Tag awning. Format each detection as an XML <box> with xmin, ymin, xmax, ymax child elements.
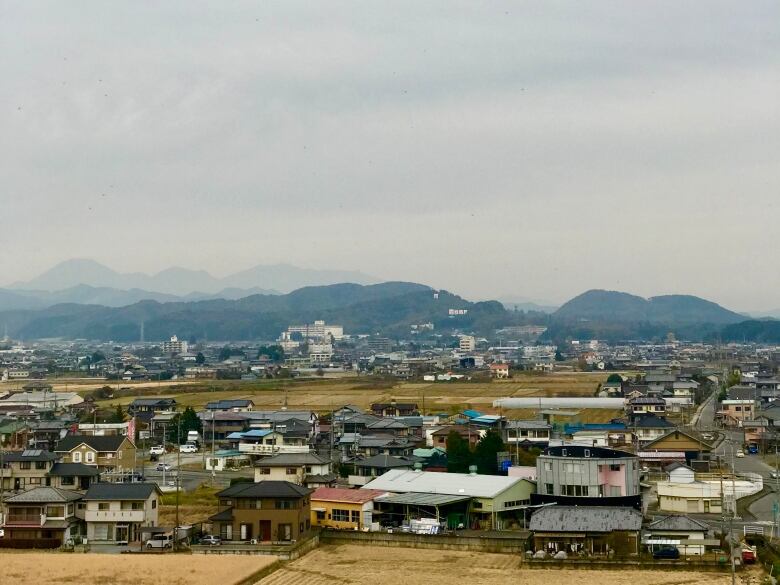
<box><xmin>534</xmin><ymin>532</ymin><xmax>586</xmax><ymax>538</ymax></box>
<box><xmin>377</xmin><ymin>492</ymin><xmax>471</xmax><ymax>506</ymax></box>
<box><xmin>311</xmin><ymin>507</ymin><xmax>327</xmax><ymax>512</ymax></box>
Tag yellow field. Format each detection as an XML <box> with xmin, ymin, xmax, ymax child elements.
<box><xmin>76</xmin><ymin>372</ymin><xmax>619</xmax><ymax>416</ymax></box>
<box><xmin>256</xmin><ymin>544</ymin><xmax>732</xmax><ymax>585</ymax></box>
<box><xmin>0</xmin><ymin>552</ymin><xmax>276</xmax><ymax>585</ymax></box>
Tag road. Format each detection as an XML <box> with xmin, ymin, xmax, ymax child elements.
<box><xmin>135</xmin><ymin>450</ymin><xmax>250</xmax><ymax>491</ymax></box>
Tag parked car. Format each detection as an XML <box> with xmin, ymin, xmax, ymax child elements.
<box><xmin>653</xmin><ymin>547</ymin><xmax>680</xmax><ymax>560</ymax></box>
<box><xmin>149</xmin><ymin>445</ymin><xmax>166</xmax><ymax>456</ymax></box>
<box><xmin>179</xmin><ymin>443</ymin><xmax>198</xmax><ymax>454</ymax></box>
<box><xmin>771</xmin><ymin>471</ymin><xmax>780</xmax><ymax>479</ymax></box>
<box><xmin>199</xmin><ymin>535</ymin><xmax>222</xmax><ymax>546</ymax></box>
<box><xmin>145</xmin><ymin>534</ymin><xmax>174</xmax><ymax>550</ymax></box>
<box><xmin>736</xmin><ymin>450</ymin><xmax>745</xmax><ymax>458</ymax></box>
<box><xmin>156</xmin><ymin>463</ymin><xmax>174</xmax><ymax>472</ymax></box>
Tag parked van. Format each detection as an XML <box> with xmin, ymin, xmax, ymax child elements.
<box><xmin>145</xmin><ymin>534</ymin><xmax>173</xmax><ymax>550</ymax></box>
<box><xmin>179</xmin><ymin>443</ymin><xmax>198</xmax><ymax>454</ymax></box>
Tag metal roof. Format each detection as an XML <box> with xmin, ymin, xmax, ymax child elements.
<box><xmin>6</xmin><ymin>487</ymin><xmax>83</xmax><ymax>504</ymax></box>
<box><xmin>84</xmin><ymin>482</ymin><xmax>160</xmax><ymax>501</ymax></box>
<box><xmin>377</xmin><ymin>492</ymin><xmax>471</xmax><ymax>506</ymax></box>
<box><xmin>361</xmin><ymin>469</ymin><xmax>525</xmax><ymax>499</ymax></box>
<box><xmin>530</xmin><ymin>505</ymin><xmax>642</xmax><ymax>533</ymax></box>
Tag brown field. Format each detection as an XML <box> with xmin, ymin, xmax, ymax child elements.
<box><xmin>256</xmin><ymin>544</ymin><xmax>733</xmax><ymax>585</ymax></box>
<box><xmin>0</xmin><ymin>552</ymin><xmax>276</xmax><ymax>585</ymax></box>
<box><xmin>158</xmin><ymin>484</ymin><xmax>219</xmax><ymax>526</ymax></box>
<box><xmin>79</xmin><ymin>372</ymin><xmax>620</xmax><ymax>416</ymax></box>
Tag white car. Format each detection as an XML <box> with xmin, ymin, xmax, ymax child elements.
<box><xmin>145</xmin><ymin>534</ymin><xmax>173</xmax><ymax>550</ymax></box>
<box><xmin>149</xmin><ymin>445</ymin><xmax>165</xmax><ymax>456</ymax></box>
<box><xmin>179</xmin><ymin>443</ymin><xmax>198</xmax><ymax>454</ymax></box>
<box><xmin>736</xmin><ymin>450</ymin><xmax>745</xmax><ymax>458</ymax></box>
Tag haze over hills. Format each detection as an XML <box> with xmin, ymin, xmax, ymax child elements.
<box><xmin>8</xmin><ymin>259</ymin><xmax>380</xmax><ymax>297</ymax></box>
<box><xmin>0</xmin><ymin>282</ymin><xmax>513</xmax><ymax>342</ymax></box>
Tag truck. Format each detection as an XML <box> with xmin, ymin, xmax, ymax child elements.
<box><xmin>741</xmin><ymin>545</ymin><xmax>757</xmax><ymax>564</ymax></box>
<box><xmin>186</xmin><ymin>430</ymin><xmax>201</xmax><ymax>443</ymax></box>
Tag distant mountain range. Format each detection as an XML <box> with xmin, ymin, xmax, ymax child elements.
<box><xmin>0</xmin><ymin>259</ymin><xmax>382</xmax><ymax>312</ymax></box>
<box><xmin>8</xmin><ymin>259</ymin><xmax>380</xmax><ymax>296</ymax></box>
<box><xmin>0</xmin><ymin>282</ymin><xmax>513</xmax><ymax>342</ymax></box>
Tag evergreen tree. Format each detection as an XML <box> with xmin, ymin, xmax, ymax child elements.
<box><xmin>446</xmin><ymin>431</ymin><xmax>473</xmax><ymax>473</ymax></box>
<box><xmin>473</xmin><ymin>430</ymin><xmax>505</xmax><ymax>475</ymax></box>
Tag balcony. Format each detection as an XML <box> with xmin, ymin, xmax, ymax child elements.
<box><xmin>85</xmin><ymin>510</ymin><xmax>146</xmax><ymax>523</ymax></box>
<box><xmin>5</xmin><ymin>514</ymin><xmax>45</xmax><ymax>527</ymax></box>
<box><xmin>238</xmin><ymin>444</ymin><xmax>310</xmax><ymax>455</ymax></box>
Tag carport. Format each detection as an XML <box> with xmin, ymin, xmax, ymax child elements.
<box><xmin>374</xmin><ymin>492</ymin><xmax>472</xmax><ymax>529</ymax></box>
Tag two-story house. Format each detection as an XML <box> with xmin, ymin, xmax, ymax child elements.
<box><xmin>0</xmin><ymin>449</ymin><xmax>59</xmax><ymax>492</ymax></box>
<box><xmin>210</xmin><ymin>481</ymin><xmax>312</xmax><ymax>543</ymax></box>
<box><xmin>83</xmin><ymin>482</ymin><xmax>161</xmax><ymax>544</ymax></box>
<box><xmin>370</xmin><ymin>402</ymin><xmax>419</xmax><ymax>417</ymax></box>
<box><xmin>1</xmin><ymin>486</ymin><xmax>84</xmax><ymax>547</ymax></box>
<box><xmin>254</xmin><ymin>452</ymin><xmax>335</xmax><ymax>488</ymax></box>
<box><xmin>54</xmin><ymin>435</ymin><xmax>136</xmax><ymax>473</ymax></box>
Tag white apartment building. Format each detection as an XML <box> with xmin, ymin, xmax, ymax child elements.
<box><xmin>161</xmin><ymin>335</ymin><xmax>188</xmax><ymax>355</ymax></box>
<box><xmin>458</xmin><ymin>335</ymin><xmax>476</xmax><ymax>352</ymax></box>
<box><xmin>286</xmin><ymin>320</ymin><xmax>344</xmax><ymax>341</ymax></box>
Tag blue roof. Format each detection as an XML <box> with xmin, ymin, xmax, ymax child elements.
<box><xmin>226</xmin><ymin>432</ymin><xmax>245</xmax><ymax>440</ymax></box>
<box><xmin>462</xmin><ymin>410</ymin><xmax>483</xmax><ymax>419</ymax></box>
<box><xmin>471</xmin><ymin>415</ymin><xmax>503</xmax><ymax>425</ymax></box>
<box><xmin>242</xmin><ymin>429</ymin><xmax>274</xmax><ymax>438</ymax></box>
<box><xmin>564</xmin><ymin>422</ymin><xmax>627</xmax><ymax>434</ymax></box>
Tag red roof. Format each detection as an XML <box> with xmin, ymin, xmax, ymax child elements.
<box><xmin>311</xmin><ymin>487</ymin><xmax>387</xmax><ymax>504</ymax></box>
<box><xmin>490</xmin><ymin>363</ymin><xmax>509</xmax><ymax>369</ymax></box>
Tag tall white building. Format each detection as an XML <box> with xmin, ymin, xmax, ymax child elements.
<box><xmin>458</xmin><ymin>335</ymin><xmax>476</xmax><ymax>352</ymax></box>
<box><xmin>285</xmin><ymin>320</ymin><xmax>344</xmax><ymax>341</ymax></box>
<box><xmin>162</xmin><ymin>335</ymin><xmax>188</xmax><ymax>355</ymax></box>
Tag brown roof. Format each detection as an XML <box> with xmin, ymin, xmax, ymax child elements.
<box><xmin>311</xmin><ymin>487</ymin><xmax>387</xmax><ymax>504</ymax></box>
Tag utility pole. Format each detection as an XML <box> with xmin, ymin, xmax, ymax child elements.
<box><xmin>211</xmin><ymin>410</ymin><xmax>215</xmax><ymax>487</ymax></box>
<box><xmin>0</xmin><ymin>448</ymin><xmax>5</xmax><ymax>526</ymax></box>
<box><xmin>175</xmin><ymin>416</ymin><xmax>181</xmax><ymax>550</ymax></box>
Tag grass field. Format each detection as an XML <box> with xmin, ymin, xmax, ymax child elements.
<box><xmin>158</xmin><ymin>484</ymin><xmax>219</xmax><ymax>526</ymax></box>
<box><xmin>73</xmin><ymin>372</ymin><xmax>621</xmax><ymax>417</ymax></box>
<box><xmin>256</xmin><ymin>544</ymin><xmax>733</xmax><ymax>585</ymax></box>
<box><xmin>0</xmin><ymin>552</ymin><xmax>277</xmax><ymax>585</ymax></box>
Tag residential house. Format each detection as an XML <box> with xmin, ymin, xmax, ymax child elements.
<box><xmin>127</xmin><ymin>398</ymin><xmax>177</xmax><ymax>417</ymax></box>
<box><xmin>505</xmin><ymin>420</ymin><xmax>551</xmax><ymax>447</ymax></box>
<box><xmin>529</xmin><ymin>505</ymin><xmax>642</xmax><ymax>557</ymax></box>
<box><xmin>254</xmin><ymin>452</ymin><xmax>334</xmax><ymax>488</ymax></box>
<box><xmin>83</xmin><ymin>483</ymin><xmax>161</xmax><ymax>544</ymax></box>
<box><xmin>347</xmin><ymin>454</ymin><xmax>415</xmax><ymax>487</ymax></box>
<box><xmin>0</xmin><ymin>449</ymin><xmax>59</xmax><ymax>492</ymax></box>
<box><xmin>0</xmin><ymin>419</ymin><xmax>30</xmax><ymax>450</ymax></box>
<box><xmin>210</xmin><ymin>481</ymin><xmax>312</xmax><ymax>542</ymax></box>
<box><xmin>718</xmin><ymin>400</ymin><xmax>756</xmax><ymax>426</ymax></box>
<box><xmin>627</xmin><ymin>396</ymin><xmax>666</xmax><ymax>416</ymax></box>
<box><xmin>54</xmin><ymin>435</ymin><xmax>137</xmax><ymax>472</ymax></box>
<box><xmin>205</xmin><ymin>399</ymin><xmax>255</xmax><ymax>412</ymax></box>
<box><xmin>631</xmin><ymin>415</ymin><xmax>674</xmax><ymax>445</ymax></box>
<box><xmin>429</xmin><ymin>426</ymin><xmax>481</xmax><ymax>450</ymax></box>
<box><xmin>47</xmin><ymin>462</ymin><xmax>100</xmax><ymax>491</ymax></box>
<box><xmin>533</xmin><ymin>445</ymin><xmax>641</xmax><ymax>509</ymax></box>
<box><xmin>370</xmin><ymin>402</ymin><xmax>419</xmax><ymax>417</ymax></box>
<box><xmin>643</xmin><ymin>515</ymin><xmax>714</xmax><ymax>556</ymax></box>
<box><xmin>310</xmin><ymin>487</ymin><xmax>387</xmax><ymax>531</ymax></box>
<box><xmin>640</xmin><ymin>429</ymin><xmax>713</xmax><ymax>467</ymax></box>
<box><xmin>1</xmin><ymin>487</ymin><xmax>83</xmax><ymax>547</ymax></box>
<box><xmin>232</xmin><ymin>429</ymin><xmax>309</xmax><ymax>457</ymax></box>
<box><xmin>489</xmin><ymin>363</ymin><xmax>510</xmax><ymax>379</ymax></box>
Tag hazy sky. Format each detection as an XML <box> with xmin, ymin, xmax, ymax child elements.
<box><xmin>2</xmin><ymin>2</ymin><xmax>779</xmax><ymax>310</ymax></box>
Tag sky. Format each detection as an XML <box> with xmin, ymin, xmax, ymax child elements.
<box><xmin>1</xmin><ymin>1</ymin><xmax>779</xmax><ymax>311</ymax></box>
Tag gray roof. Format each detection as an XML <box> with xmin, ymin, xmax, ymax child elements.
<box><xmin>55</xmin><ymin>435</ymin><xmax>130</xmax><ymax>452</ymax></box>
<box><xmin>646</xmin><ymin>515</ymin><xmax>710</xmax><ymax>532</ymax></box>
<box><xmin>205</xmin><ymin>399</ymin><xmax>254</xmax><ymax>409</ymax></box>
<box><xmin>6</xmin><ymin>486</ymin><xmax>83</xmax><ymax>504</ymax></box>
<box><xmin>356</xmin><ymin>454</ymin><xmax>415</xmax><ymax>469</ymax></box>
<box><xmin>255</xmin><ymin>453</ymin><xmax>329</xmax><ymax>467</ymax></box>
<box><xmin>49</xmin><ymin>462</ymin><xmax>101</xmax><ymax>477</ymax></box>
<box><xmin>217</xmin><ymin>480</ymin><xmax>311</xmax><ymax>499</ymax></box>
<box><xmin>362</xmin><ymin>469</ymin><xmax>525</xmax><ymax>499</ymax></box>
<box><xmin>377</xmin><ymin>492</ymin><xmax>471</xmax><ymax>506</ymax></box>
<box><xmin>506</xmin><ymin>419</ymin><xmax>552</xmax><ymax>430</ymax></box>
<box><xmin>529</xmin><ymin>506</ymin><xmax>643</xmax><ymax>533</ymax></box>
<box><xmin>1</xmin><ymin>449</ymin><xmax>59</xmax><ymax>462</ymax></box>
<box><xmin>84</xmin><ymin>482</ymin><xmax>160</xmax><ymax>501</ymax></box>
<box><xmin>129</xmin><ymin>398</ymin><xmax>177</xmax><ymax>406</ymax></box>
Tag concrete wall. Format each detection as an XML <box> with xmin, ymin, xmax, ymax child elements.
<box><xmin>320</xmin><ymin>529</ymin><xmax>528</xmax><ymax>553</ymax></box>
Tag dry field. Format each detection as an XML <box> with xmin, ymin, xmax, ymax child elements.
<box><xmin>83</xmin><ymin>372</ymin><xmax>619</xmax><ymax>416</ymax></box>
<box><xmin>256</xmin><ymin>544</ymin><xmax>733</xmax><ymax>585</ymax></box>
<box><xmin>158</xmin><ymin>484</ymin><xmax>219</xmax><ymax>526</ymax></box>
<box><xmin>0</xmin><ymin>552</ymin><xmax>276</xmax><ymax>585</ymax></box>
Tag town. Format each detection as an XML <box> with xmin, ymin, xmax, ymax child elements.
<box><xmin>1</xmin><ymin>318</ymin><xmax>778</xmax><ymax>582</ymax></box>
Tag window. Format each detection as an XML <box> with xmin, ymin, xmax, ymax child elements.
<box><xmin>29</xmin><ymin>477</ymin><xmax>41</xmax><ymax>485</ymax></box>
<box><xmin>117</xmin><ymin>450</ymin><xmax>122</xmax><ymax>459</ymax></box>
<box><xmin>35</xmin><ymin>461</ymin><xmax>47</xmax><ymax>470</ymax></box>
<box><xmin>285</xmin><ymin>468</ymin><xmax>297</xmax><ymax>475</ymax></box>
<box><xmin>258</xmin><ymin>468</ymin><xmax>270</xmax><ymax>475</ymax></box>
<box><xmin>305</xmin><ymin>466</ymin><xmax>312</xmax><ymax>473</ymax></box>
<box><xmin>219</xmin><ymin>499</ymin><xmax>233</xmax><ymax>507</ymax></box>
<box><xmin>351</xmin><ymin>510</ymin><xmax>360</xmax><ymax>523</ymax></box>
<box><xmin>563</xmin><ymin>462</ymin><xmax>583</xmax><ymax>474</ymax></box>
<box><xmin>561</xmin><ymin>449</ymin><xmax>567</xmax><ymax>456</ymax></box>
<box><xmin>332</xmin><ymin>509</ymin><xmax>350</xmax><ymax>522</ymax></box>
<box><xmin>472</xmin><ymin>501</ymin><xmax>483</xmax><ymax>509</ymax></box>
<box><xmin>316</xmin><ymin>510</ymin><xmax>326</xmax><ymax>520</ymax></box>
<box><xmin>86</xmin><ymin>452</ymin><xmax>95</xmax><ymax>463</ymax></box>
<box><xmin>61</xmin><ymin>476</ymin><xmax>75</xmax><ymax>486</ymax></box>
<box><xmin>545</xmin><ymin>483</ymin><xmax>554</xmax><ymax>495</ymax></box>
<box><xmin>275</xmin><ymin>500</ymin><xmax>294</xmax><ymax>510</ymax></box>
<box><xmin>543</xmin><ymin>462</ymin><xmax>552</xmax><ymax>471</ymax></box>
<box><xmin>98</xmin><ymin>503</ymin><xmax>110</xmax><ymax>511</ymax></box>
<box><xmin>584</xmin><ymin>449</ymin><xmax>591</xmax><ymax>457</ymax></box>
<box><xmin>610</xmin><ymin>464</ymin><xmax>621</xmax><ymax>472</ymax></box>
<box><xmin>121</xmin><ymin>502</ymin><xmax>143</xmax><ymax>510</ymax></box>
<box><xmin>47</xmin><ymin>506</ymin><xmax>65</xmax><ymax>517</ymax></box>
<box><xmin>19</xmin><ymin>461</ymin><xmax>31</xmax><ymax>470</ymax></box>
<box><xmin>151</xmin><ymin>499</ymin><xmax>157</xmax><ymax>509</ymax></box>
<box><xmin>73</xmin><ymin>452</ymin><xmax>81</xmax><ymax>463</ymax></box>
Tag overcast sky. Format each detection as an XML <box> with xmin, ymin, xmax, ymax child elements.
<box><xmin>2</xmin><ymin>1</ymin><xmax>779</xmax><ymax>310</ymax></box>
